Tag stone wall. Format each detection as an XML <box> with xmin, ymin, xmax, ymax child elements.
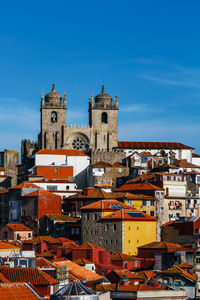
<box><xmin>91</xmin><ymin>149</ymin><xmax>126</xmax><ymax>164</ymax></box>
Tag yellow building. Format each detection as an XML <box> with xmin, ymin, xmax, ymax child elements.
<box><xmin>81</xmin><ymin>199</ymin><xmax>157</xmax><ymax>256</ymax></box>
<box><xmin>123</xmin><ymin>193</ymin><xmax>157</xmax><ymax>218</ymax></box>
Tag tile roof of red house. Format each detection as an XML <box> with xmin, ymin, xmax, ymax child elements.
<box><xmin>92</xmin><ymin>161</ymin><xmax>126</xmax><ymax>168</ymax></box>
<box><xmin>102</xmin><ymin>208</ymin><xmax>157</xmax><ymax>222</ymax></box>
<box><xmin>45</xmin><ymin>214</ymin><xmax>79</xmax><ymax>222</ymax></box>
<box><xmin>0</xmin><ymin>283</ymin><xmax>42</xmax><ymax>300</ymax></box>
<box><xmin>23</xmin><ymin>236</ymin><xmax>62</xmax><ymax>244</ymax></box>
<box><xmin>22</xmin><ymin>189</ymin><xmax>60</xmax><ymax>198</ymax></box>
<box><xmin>138</xmin><ymin>241</ymin><xmax>182</xmax><ymax>250</ymax></box>
<box><xmin>0</xmin><ymin>267</ymin><xmax>58</xmax><ymax>285</ymax></box>
<box><xmin>73</xmin><ymin>258</ymin><xmax>92</xmax><ymax>265</ymax></box>
<box><xmin>36</xmin><ymin>257</ymin><xmax>55</xmax><ymax>268</ymax></box>
<box><xmin>53</xmin><ymin>260</ymin><xmax>104</xmax><ymax>282</ymax></box>
<box><xmin>172</xmin><ymin>159</ymin><xmax>200</xmax><ymax>168</ymax></box>
<box><xmin>157</xmin><ymin>265</ymin><xmax>197</xmax><ymax>282</ymax></box>
<box><xmin>118</xmin><ymin>141</ymin><xmax>193</xmax><ymax>149</ymax></box>
<box><xmin>111</xmin><ymin>252</ymin><xmax>142</xmax><ymax>262</ymax></box>
<box><xmin>81</xmin><ymin>199</ymin><xmax>132</xmax><ymax>211</ymax></box>
<box><xmin>117</xmin><ymin>182</ymin><xmax>163</xmax><ymax>191</ymax></box>
<box><xmin>10</xmin><ymin>182</ymin><xmax>40</xmax><ymax>190</ymax></box>
<box><xmin>109</xmin><ymin>269</ymin><xmax>145</xmax><ymax>280</ymax></box>
<box><xmin>0</xmin><ymin>273</ymin><xmax>10</xmax><ymax>283</ymax></box>
<box><xmin>96</xmin><ymin>282</ymin><xmax>167</xmax><ymax>291</ymax></box>
<box><xmin>192</xmin><ymin>153</ymin><xmax>200</xmax><ymax>158</ymax></box>
<box><xmin>6</xmin><ymin>224</ymin><xmax>32</xmax><ymax>231</ymax></box>
<box><xmin>36</xmin><ymin>148</ymin><xmax>88</xmax><ymax>156</ymax></box>
<box><xmin>78</xmin><ymin>242</ymin><xmax>104</xmax><ymax>250</ymax></box>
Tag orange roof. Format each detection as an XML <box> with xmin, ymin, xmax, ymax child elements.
<box><xmin>53</xmin><ymin>260</ymin><xmax>104</xmax><ymax>281</ymax></box>
<box><xmin>0</xmin><ymin>267</ymin><xmax>58</xmax><ymax>285</ymax></box>
<box><xmin>6</xmin><ymin>224</ymin><xmax>32</xmax><ymax>232</ymax></box>
<box><xmin>92</xmin><ymin>161</ymin><xmax>111</xmax><ymax>167</ymax></box>
<box><xmin>117</xmin><ymin>182</ymin><xmax>163</xmax><ymax>191</ymax></box>
<box><xmin>111</xmin><ymin>252</ymin><xmax>142</xmax><ymax>262</ymax></box>
<box><xmin>102</xmin><ymin>208</ymin><xmax>157</xmax><ymax>222</ymax></box>
<box><xmin>96</xmin><ymin>283</ymin><xmax>167</xmax><ymax>292</ymax></box>
<box><xmin>172</xmin><ymin>159</ymin><xmax>200</xmax><ymax>168</ymax></box>
<box><xmin>0</xmin><ymin>242</ymin><xmax>20</xmax><ymax>250</ymax></box>
<box><xmin>45</xmin><ymin>214</ymin><xmax>78</xmax><ymax>222</ymax></box>
<box><xmin>139</xmin><ymin>151</ymin><xmax>152</xmax><ymax>156</ymax></box>
<box><xmin>0</xmin><ymin>273</ymin><xmax>10</xmax><ymax>283</ymax></box>
<box><xmin>22</xmin><ymin>189</ymin><xmax>61</xmax><ymax>199</ymax></box>
<box><xmin>73</xmin><ymin>258</ymin><xmax>92</xmax><ymax>265</ymax></box>
<box><xmin>138</xmin><ymin>241</ymin><xmax>182</xmax><ymax>250</ymax></box>
<box><xmin>0</xmin><ymin>283</ymin><xmax>41</xmax><ymax>300</ymax></box>
<box><xmin>109</xmin><ymin>269</ymin><xmax>144</xmax><ymax>279</ymax></box>
<box><xmin>36</xmin><ymin>257</ymin><xmax>55</xmax><ymax>268</ymax></box>
<box><xmin>118</xmin><ymin>141</ymin><xmax>193</xmax><ymax>150</ymax></box>
<box><xmin>112</xmin><ymin>162</ymin><xmax>126</xmax><ymax>168</ymax></box>
<box><xmin>81</xmin><ymin>199</ymin><xmax>132</xmax><ymax>211</ymax></box>
<box><xmin>10</xmin><ymin>182</ymin><xmax>40</xmax><ymax>190</ymax></box>
<box><xmin>162</xmin><ymin>221</ymin><xmax>175</xmax><ymax>227</ymax></box>
<box><xmin>78</xmin><ymin>242</ymin><xmax>103</xmax><ymax>250</ymax></box>
<box><xmin>192</xmin><ymin>153</ymin><xmax>200</xmax><ymax>158</ymax></box>
<box><xmin>36</xmin><ymin>148</ymin><xmax>87</xmax><ymax>156</ymax></box>
<box><xmin>136</xmin><ymin>271</ymin><xmax>156</xmax><ymax>279</ymax></box>
<box><xmin>23</xmin><ymin>236</ymin><xmax>62</xmax><ymax>244</ymax></box>
<box><xmin>158</xmin><ymin>266</ymin><xmax>197</xmax><ymax>282</ymax></box>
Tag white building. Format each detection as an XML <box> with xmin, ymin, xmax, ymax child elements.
<box><xmin>34</xmin><ymin>149</ymin><xmax>90</xmax><ymax>189</ymax></box>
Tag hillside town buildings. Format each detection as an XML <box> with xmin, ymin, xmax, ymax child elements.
<box><xmin>1</xmin><ymin>83</ymin><xmax>200</xmax><ymax>299</ymax></box>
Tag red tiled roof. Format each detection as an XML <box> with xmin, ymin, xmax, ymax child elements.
<box><xmin>22</xmin><ymin>189</ymin><xmax>61</xmax><ymax>199</ymax></box>
<box><xmin>36</xmin><ymin>257</ymin><xmax>55</xmax><ymax>268</ymax></box>
<box><xmin>0</xmin><ymin>283</ymin><xmax>41</xmax><ymax>300</ymax></box>
<box><xmin>81</xmin><ymin>199</ymin><xmax>132</xmax><ymax>211</ymax></box>
<box><xmin>0</xmin><ymin>273</ymin><xmax>10</xmax><ymax>283</ymax></box>
<box><xmin>112</xmin><ymin>162</ymin><xmax>126</xmax><ymax>168</ymax></box>
<box><xmin>172</xmin><ymin>159</ymin><xmax>200</xmax><ymax>168</ymax></box>
<box><xmin>6</xmin><ymin>224</ymin><xmax>32</xmax><ymax>232</ymax></box>
<box><xmin>0</xmin><ymin>267</ymin><xmax>58</xmax><ymax>285</ymax></box>
<box><xmin>36</xmin><ymin>149</ymin><xmax>87</xmax><ymax>156</ymax></box>
<box><xmin>0</xmin><ymin>242</ymin><xmax>20</xmax><ymax>250</ymax></box>
<box><xmin>117</xmin><ymin>182</ymin><xmax>163</xmax><ymax>191</ymax></box>
<box><xmin>102</xmin><ymin>208</ymin><xmax>156</xmax><ymax>222</ymax></box>
<box><xmin>158</xmin><ymin>266</ymin><xmax>197</xmax><ymax>282</ymax></box>
<box><xmin>73</xmin><ymin>258</ymin><xmax>92</xmax><ymax>265</ymax></box>
<box><xmin>118</xmin><ymin>141</ymin><xmax>193</xmax><ymax>149</ymax></box>
<box><xmin>10</xmin><ymin>182</ymin><xmax>40</xmax><ymax>190</ymax></box>
<box><xmin>192</xmin><ymin>153</ymin><xmax>200</xmax><ymax>158</ymax></box>
<box><xmin>53</xmin><ymin>260</ymin><xmax>104</xmax><ymax>281</ymax></box>
<box><xmin>78</xmin><ymin>242</ymin><xmax>103</xmax><ymax>250</ymax></box>
<box><xmin>111</xmin><ymin>252</ymin><xmax>142</xmax><ymax>262</ymax></box>
<box><xmin>92</xmin><ymin>161</ymin><xmax>111</xmax><ymax>167</ymax></box>
<box><xmin>138</xmin><ymin>241</ymin><xmax>182</xmax><ymax>250</ymax></box>
<box><xmin>109</xmin><ymin>269</ymin><xmax>144</xmax><ymax>279</ymax></box>
<box><xmin>136</xmin><ymin>271</ymin><xmax>156</xmax><ymax>279</ymax></box>
<box><xmin>23</xmin><ymin>236</ymin><xmax>62</xmax><ymax>245</ymax></box>
<box><xmin>139</xmin><ymin>151</ymin><xmax>152</xmax><ymax>156</ymax></box>
<box><xmin>96</xmin><ymin>283</ymin><xmax>167</xmax><ymax>291</ymax></box>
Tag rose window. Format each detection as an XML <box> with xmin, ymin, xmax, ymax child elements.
<box><xmin>72</xmin><ymin>137</ymin><xmax>86</xmax><ymax>150</ymax></box>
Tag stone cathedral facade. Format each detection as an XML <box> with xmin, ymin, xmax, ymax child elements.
<box><xmin>38</xmin><ymin>84</ymin><xmax>118</xmax><ymax>151</ymax></box>
<box><xmin>21</xmin><ymin>84</ymin><xmax>124</xmax><ymax>165</ymax></box>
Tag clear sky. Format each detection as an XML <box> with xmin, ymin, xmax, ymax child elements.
<box><xmin>1</xmin><ymin>1</ymin><xmax>200</xmax><ymax>154</ymax></box>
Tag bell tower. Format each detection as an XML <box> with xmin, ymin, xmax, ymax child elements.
<box><xmin>39</xmin><ymin>84</ymin><xmax>66</xmax><ymax>149</ymax></box>
<box><xmin>89</xmin><ymin>85</ymin><xmax>118</xmax><ymax>151</ymax></box>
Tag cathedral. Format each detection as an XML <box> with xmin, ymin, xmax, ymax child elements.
<box><xmin>21</xmin><ymin>84</ymin><xmax>123</xmax><ymax>165</ymax></box>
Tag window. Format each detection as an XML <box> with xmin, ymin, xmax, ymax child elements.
<box><xmin>137</xmin><ymin>226</ymin><xmax>139</xmax><ymax>230</ymax></box>
<box><xmin>90</xmin><ymin>230</ymin><xmax>93</xmax><ymax>235</ymax></box>
<box><xmin>71</xmin><ymin>228</ymin><xmax>75</xmax><ymax>234</ymax></box>
<box><xmin>76</xmin><ymin>228</ymin><xmax>80</xmax><ymax>234</ymax></box>
<box><xmin>105</xmin><ymin>224</ymin><xmax>109</xmax><ymax>231</ymax></box>
<box><xmin>196</xmin><ymin>257</ymin><xmax>200</xmax><ymax>263</ymax></box>
<box><xmin>47</xmin><ymin>185</ymin><xmax>57</xmax><ymax>191</ymax></box>
<box><xmin>128</xmin><ymin>240</ymin><xmax>130</xmax><ymax>244</ymax></box>
<box><xmin>150</xmin><ymin>200</ymin><xmax>154</xmax><ymax>206</ymax></box>
<box><xmin>150</xmin><ymin>211</ymin><xmax>155</xmax><ymax>217</ymax></box>
<box><xmin>113</xmin><ymin>224</ymin><xmax>117</xmax><ymax>231</ymax></box>
<box><xmin>51</xmin><ymin>111</ymin><xmax>57</xmax><ymax>122</ymax></box>
<box><xmin>54</xmin><ymin>167</ymin><xmax>59</xmax><ymax>174</ymax></box>
<box><xmin>3</xmin><ymin>231</ymin><xmax>7</xmax><ymax>239</ymax></box>
<box><xmin>86</xmin><ymin>251</ymin><xmax>90</xmax><ymax>259</ymax></box>
<box><xmin>28</xmin><ymin>233</ymin><xmax>31</xmax><ymax>238</ymax></box>
<box><xmin>94</xmin><ymin>214</ymin><xmax>98</xmax><ymax>220</ymax></box>
<box><xmin>66</xmin><ymin>186</ymin><xmax>69</xmax><ymax>190</ymax></box>
<box><xmin>137</xmin><ymin>239</ymin><xmax>139</xmax><ymax>243</ymax></box>
<box><xmin>142</xmin><ymin>200</ymin><xmax>146</xmax><ymax>206</ymax></box>
<box><xmin>86</xmin><ymin>214</ymin><xmax>89</xmax><ymax>220</ymax></box>
<box><xmin>101</xmin><ymin>112</ymin><xmax>108</xmax><ymax>123</ymax></box>
<box><xmin>17</xmin><ymin>234</ymin><xmax>20</xmax><ymax>240</ymax></box>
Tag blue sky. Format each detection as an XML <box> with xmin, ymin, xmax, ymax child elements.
<box><xmin>1</xmin><ymin>1</ymin><xmax>200</xmax><ymax>154</ymax></box>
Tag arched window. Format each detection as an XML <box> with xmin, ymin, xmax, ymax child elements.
<box><xmin>51</xmin><ymin>111</ymin><xmax>57</xmax><ymax>122</ymax></box>
<box><xmin>102</xmin><ymin>112</ymin><xmax>108</xmax><ymax>123</ymax></box>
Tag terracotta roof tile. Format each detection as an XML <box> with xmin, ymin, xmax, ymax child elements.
<box><xmin>81</xmin><ymin>199</ymin><xmax>132</xmax><ymax>211</ymax></box>
<box><xmin>45</xmin><ymin>214</ymin><xmax>78</xmax><ymax>222</ymax></box>
<box><xmin>78</xmin><ymin>242</ymin><xmax>103</xmax><ymax>250</ymax></box>
<box><xmin>36</xmin><ymin>149</ymin><xmax>88</xmax><ymax>156</ymax></box>
<box><xmin>23</xmin><ymin>236</ymin><xmax>62</xmax><ymax>245</ymax></box>
<box><xmin>10</xmin><ymin>182</ymin><xmax>40</xmax><ymax>190</ymax></box>
<box><xmin>0</xmin><ymin>242</ymin><xmax>20</xmax><ymax>250</ymax></box>
<box><xmin>53</xmin><ymin>260</ymin><xmax>104</xmax><ymax>281</ymax></box>
<box><xmin>192</xmin><ymin>153</ymin><xmax>200</xmax><ymax>158</ymax></box>
<box><xmin>6</xmin><ymin>224</ymin><xmax>32</xmax><ymax>232</ymax></box>
<box><xmin>172</xmin><ymin>159</ymin><xmax>200</xmax><ymax>168</ymax></box>
<box><xmin>0</xmin><ymin>273</ymin><xmax>10</xmax><ymax>283</ymax></box>
<box><xmin>96</xmin><ymin>283</ymin><xmax>167</xmax><ymax>291</ymax></box>
<box><xmin>0</xmin><ymin>267</ymin><xmax>58</xmax><ymax>285</ymax></box>
<box><xmin>138</xmin><ymin>241</ymin><xmax>182</xmax><ymax>250</ymax></box>
<box><xmin>158</xmin><ymin>266</ymin><xmax>197</xmax><ymax>282</ymax></box>
<box><xmin>111</xmin><ymin>252</ymin><xmax>142</xmax><ymax>262</ymax></box>
<box><xmin>0</xmin><ymin>283</ymin><xmax>41</xmax><ymax>300</ymax></box>
<box><xmin>36</xmin><ymin>257</ymin><xmax>55</xmax><ymax>268</ymax></box>
<box><xmin>91</xmin><ymin>161</ymin><xmax>111</xmax><ymax>167</ymax></box>
<box><xmin>102</xmin><ymin>208</ymin><xmax>157</xmax><ymax>222</ymax></box>
<box><xmin>109</xmin><ymin>269</ymin><xmax>144</xmax><ymax>279</ymax></box>
<box><xmin>73</xmin><ymin>258</ymin><xmax>92</xmax><ymax>265</ymax></box>
<box><xmin>117</xmin><ymin>182</ymin><xmax>163</xmax><ymax>191</ymax></box>
<box><xmin>118</xmin><ymin>141</ymin><xmax>193</xmax><ymax>150</ymax></box>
